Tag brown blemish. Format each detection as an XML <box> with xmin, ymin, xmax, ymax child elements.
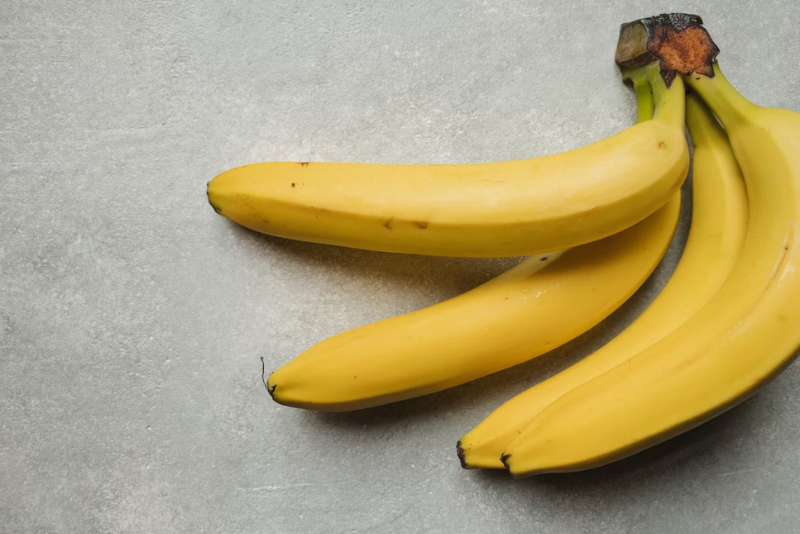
<box><xmin>658</xmin><ymin>141</ymin><xmax>667</xmax><ymax>148</ymax></box>
<box><xmin>299</xmin><ymin>162</ymin><xmax>309</xmax><ymax>166</ymax></box>
<box><xmin>540</xmin><ymin>257</ymin><xmax>548</xmax><ymax>262</ymax></box>
<box><xmin>616</xmin><ymin>13</ymin><xmax>719</xmax><ymax>85</ymax></box>
<box><xmin>415</xmin><ymin>221</ymin><xmax>429</xmax><ymax>229</ymax></box>
<box><xmin>291</xmin><ymin>183</ymin><xmax>296</xmax><ymax>187</ymax></box>
<box><xmin>384</xmin><ymin>218</ymin><xmax>394</xmax><ymax>230</ymax></box>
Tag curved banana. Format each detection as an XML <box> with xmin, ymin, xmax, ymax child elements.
<box><xmin>265</xmin><ymin>67</ymin><xmax>682</xmax><ymax>412</ymax></box>
<box><xmin>458</xmin><ymin>93</ymin><xmax>748</xmax><ymax>469</ymax></box>
<box><xmin>267</xmin><ymin>197</ymin><xmax>678</xmax><ymax>411</ymax></box>
<box><xmin>207</xmin><ymin>67</ymin><xmax>687</xmax><ymax>258</ymax></box>
<box><xmin>501</xmin><ymin>62</ymin><xmax>800</xmax><ymax>477</ymax></box>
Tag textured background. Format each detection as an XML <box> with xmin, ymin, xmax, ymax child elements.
<box><xmin>3</xmin><ymin>1</ymin><xmax>800</xmax><ymax>533</ymax></box>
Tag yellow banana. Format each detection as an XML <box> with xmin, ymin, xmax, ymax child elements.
<box><xmin>458</xmin><ymin>93</ymin><xmax>748</xmax><ymax>469</ymax></box>
<box><xmin>207</xmin><ymin>67</ymin><xmax>687</xmax><ymax>258</ymax></box>
<box><xmin>267</xmin><ymin>200</ymin><xmax>678</xmax><ymax>411</ymax></box>
<box><xmin>502</xmin><ymin>60</ymin><xmax>800</xmax><ymax>477</ymax></box>
<box><xmin>266</xmin><ymin>66</ymin><xmax>682</xmax><ymax>412</ymax></box>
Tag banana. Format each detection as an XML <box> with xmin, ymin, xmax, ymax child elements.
<box><xmin>267</xmin><ymin>201</ymin><xmax>678</xmax><ymax>411</ymax></box>
<box><xmin>458</xmin><ymin>92</ymin><xmax>748</xmax><ymax>469</ymax></box>
<box><xmin>266</xmin><ymin>66</ymin><xmax>681</xmax><ymax>412</ymax></box>
<box><xmin>206</xmin><ymin>67</ymin><xmax>688</xmax><ymax>258</ymax></box>
<box><xmin>501</xmin><ymin>60</ymin><xmax>800</xmax><ymax>477</ymax></box>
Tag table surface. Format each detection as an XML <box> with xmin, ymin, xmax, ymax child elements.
<box><xmin>3</xmin><ymin>1</ymin><xmax>800</xmax><ymax>533</ymax></box>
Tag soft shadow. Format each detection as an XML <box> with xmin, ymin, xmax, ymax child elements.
<box><xmin>252</xmin><ymin>162</ymin><xmax>696</xmax><ymax>438</ymax></box>
<box><xmin>539</xmin><ymin>403</ymin><xmax>756</xmax><ymax>486</ymax></box>
<box><xmin>293</xmin><ymin>245</ymin><xmax>687</xmax><ymax>437</ymax></box>
<box><xmin>469</xmin><ymin>388</ymin><xmax>767</xmax><ymax>492</ymax></box>
<box><xmin>460</xmin><ymin>399</ymin><xmax>757</xmax><ymax>494</ymax></box>
<box><xmin>227</xmin><ymin>220</ymin><xmax>525</xmax><ymax>299</ymax></box>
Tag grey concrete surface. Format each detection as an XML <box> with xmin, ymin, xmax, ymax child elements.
<box><xmin>2</xmin><ymin>1</ymin><xmax>800</xmax><ymax>533</ymax></box>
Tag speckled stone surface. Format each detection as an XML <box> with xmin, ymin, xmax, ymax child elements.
<box><xmin>3</xmin><ymin>1</ymin><xmax>800</xmax><ymax>533</ymax></box>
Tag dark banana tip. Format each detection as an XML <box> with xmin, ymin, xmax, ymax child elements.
<box><xmin>456</xmin><ymin>441</ymin><xmax>468</xmax><ymax>469</ymax></box>
<box><xmin>261</xmin><ymin>357</ymin><xmax>279</xmax><ymax>401</ymax></box>
<box><xmin>499</xmin><ymin>453</ymin><xmax>511</xmax><ymax>470</ymax></box>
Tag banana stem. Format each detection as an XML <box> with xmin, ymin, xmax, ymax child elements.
<box><xmin>621</xmin><ymin>65</ymin><xmax>654</xmax><ymax>123</ymax></box>
<box><xmin>685</xmin><ymin>63</ymin><xmax>758</xmax><ymax>127</ymax></box>
<box><xmin>622</xmin><ymin>62</ymin><xmax>681</xmax><ymax>125</ymax></box>
<box><xmin>633</xmin><ymin>79</ymin><xmax>655</xmax><ymax>123</ymax></box>
<box><xmin>649</xmin><ymin>64</ymin><xmax>685</xmax><ymax>128</ymax></box>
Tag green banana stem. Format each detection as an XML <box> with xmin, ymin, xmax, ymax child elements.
<box><xmin>633</xmin><ymin>78</ymin><xmax>655</xmax><ymax>123</ymax></box>
<box><xmin>649</xmin><ymin>64</ymin><xmax>685</xmax><ymax>128</ymax></box>
<box><xmin>685</xmin><ymin>63</ymin><xmax>758</xmax><ymax>127</ymax></box>
<box><xmin>622</xmin><ymin>65</ymin><xmax>654</xmax><ymax>123</ymax></box>
<box><xmin>622</xmin><ymin>62</ymin><xmax>683</xmax><ymax>126</ymax></box>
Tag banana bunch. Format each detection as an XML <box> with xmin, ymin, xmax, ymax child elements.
<box><xmin>209</xmin><ymin>13</ymin><xmax>800</xmax><ymax>476</ymax></box>
<box><xmin>264</xmin><ymin>62</ymin><xmax>683</xmax><ymax>411</ymax></box>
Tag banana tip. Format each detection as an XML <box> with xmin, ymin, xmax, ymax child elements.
<box><xmin>500</xmin><ymin>454</ymin><xmax>528</xmax><ymax>480</ymax></box>
<box><xmin>206</xmin><ymin>177</ymin><xmax>224</xmax><ymax>215</ymax></box>
<box><xmin>207</xmin><ymin>194</ymin><xmax>223</xmax><ymax>215</ymax></box>
<box><xmin>265</xmin><ymin>381</ymin><xmax>286</xmax><ymax>407</ymax></box>
<box><xmin>260</xmin><ymin>358</ymin><xmax>280</xmax><ymax>402</ymax></box>
<box><xmin>206</xmin><ymin>175</ymin><xmax>228</xmax><ymax>215</ymax></box>
<box><xmin>500</xmin><ymin>453</ymin><xmax>511</xmax><ymax>471</ymax></box>
<box><xmin>456</xmin><ymin>441</ymin><xmax>468</xmax><ymax>469</ymax></box>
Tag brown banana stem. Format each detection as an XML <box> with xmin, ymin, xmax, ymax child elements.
<box><xmin>615</xmin><ymin>13</ymin><xmax>720</xmax><ymax>87</ymax></box>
